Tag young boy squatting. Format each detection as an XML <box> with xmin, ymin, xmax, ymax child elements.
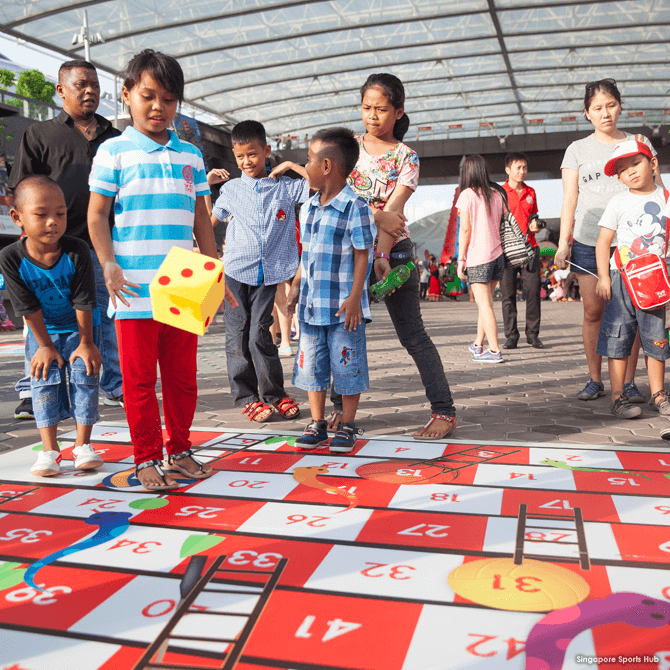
<box><xmin>0</xmin><ymin>176</ymin><xmax>103</xmax><ymax>476</ymax></box>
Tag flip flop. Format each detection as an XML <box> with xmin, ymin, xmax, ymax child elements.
<box><xmin>413</xmin><ymin>414</ymin><xmax>457</xmax><ymax>441</ymax></box>
<box><xmin>135</xmin><ymin>459</ymin><xmax>180</xmax><ymax>491</ymax></box>
<box><xmin>164</xmin><ymin>449</ymin><xmax>212</xmax><ymax>480</ymax></box>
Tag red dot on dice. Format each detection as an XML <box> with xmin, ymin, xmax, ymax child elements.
<box><xmin>170</xmin><ymin>307</ymin><xmax>180</xmax><ymax>315</ymax></box>
<box><xmin>181</xmin><ymin>268</ymin><xmax>193</xmax><ymax>278</ymax></box>
<box><xmin>205</xmin><ymin>317</ymin><xmax>211</xmax><ymax>327</ymax></box>
<box><xmin>204</xmin><ymin>261</ymin><xmax>216</xmax><ymax>271</ymax></box>
<box><xmin>158</xmin><ymin>276</ymin><xmax>170</xmax><ymax>285</ymax></box>
<box><xmin>217</xmin><ymin>272</ymin><xmax>223</xmax><ymax>283</ymax></box>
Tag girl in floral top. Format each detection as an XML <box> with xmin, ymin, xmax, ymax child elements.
<box><xmin>330</xmin><ymin>73</ymin><xmax>457</xmax><ymax>440</ymax></box>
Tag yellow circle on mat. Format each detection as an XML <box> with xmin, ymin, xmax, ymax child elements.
<box><xmin>448</xmin><ymin>557</ymin><xmax>590</xmax><ymax>612</ymax></box>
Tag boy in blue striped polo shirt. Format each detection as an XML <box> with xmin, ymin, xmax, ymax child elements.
<box><xmin>287</xmin><ymin>127</ymin><xmax>376</xmax><ymax>453</ymax></box>
<box><xmin>210</xmin><ymin>120</ymin><xmax>307</xmax><ymax>423</ymax></box>
<box><xmin>88</xmin><ymin>49</ymin><xmax>236</xmax><ymax>491</ymax></box>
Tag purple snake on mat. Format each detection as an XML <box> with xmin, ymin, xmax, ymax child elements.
<box><xmin>525</xmin><ymin>592</ymin><xmax>670</xmax><ymax>670</ymax></box>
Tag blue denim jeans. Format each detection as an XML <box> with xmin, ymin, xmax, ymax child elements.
<box><xmin>27</xmin><ymin>327</ymin><xmax>101</xmax><ymax>429</ymax></box>
<box><xmin>224</xmin><ymin>275</ymin><xmax>286</xmax><ymax>406</ymax></box>
<box><xmin>90</xmin><ymin>250</ymin><xmax>123</xmax><ymax>399</ymax></box>
<box><xmin>293</xmin><ymin>320</ymin><xmax>369</xmax><ymax>394</ymax></box>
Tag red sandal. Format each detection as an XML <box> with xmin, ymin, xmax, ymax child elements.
<box><xmin>242</xmin><ymin>401</ymin><xmax>274</xmax><ymax>422</ymax></box>
<box><xmin>274</xmin><ymin>395</ymin><xmax>300</xmax><ymax>419</ymax></box>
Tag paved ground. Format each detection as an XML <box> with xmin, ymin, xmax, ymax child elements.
<box><xmin>1</xmin><ymin>298</ymin><xmax>670</xmax><ymax>453</ymax></box>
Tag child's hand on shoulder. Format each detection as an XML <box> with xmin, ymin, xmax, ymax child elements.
<box><xmin>336</xmin><ymin>294</ymin><xmax>362</xmax><ymax>332</ymax></box>
<box><xmin>70</xmin><ymin>341</ymin><xmax>102</xmax><ymax>377</ymax></box>
<box><xmin>104</xmin><ymin>262</ymin><xmax>140</xmax><ymax>308</ymax></box>
<box><xmin>207</xmin><ymin>169</ymin><xmax>230</xmax><ymax>186</ymax></box>
<box><xmin>268</xmin><ymin>162</ymin><xmax>297</xmax><ymax>180</ymax></box>
<box><xmin>596</xmin><ymin>275</ymin><xmax>611</xmax><ymax>301</ymax></box>
<box><xmin>31</xmin><ymin>344</ymin><xmax>64</xmax><ymax>380</ymax></box>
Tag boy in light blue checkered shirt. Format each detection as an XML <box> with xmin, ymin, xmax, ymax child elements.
<box><xmin>287</xmin><ymin>127</ymin><xmax>376</xmax><ymax>454</ymax></box>
<box><xmin>210</xmin><ymin>120</ymin><xmax>308</xmax><ymax>423</ymax></box>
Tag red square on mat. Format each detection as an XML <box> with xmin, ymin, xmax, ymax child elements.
<box><xmin>244</xmin><ymin>590</ymin><xmax>422</xmax><ymax>670</ymax></box>
<box><xmin>500</xmin><ymin>489</ymin><xmax>620</xmax><ymax>523</ymax></box>
<box><xmin>0</xmin><ymin>513</ymin><xmax>93</xmax><ymax>559</ymax></box>
<box><xmin>284</xmin><ymin>476</ymin><xmax>398</xmax><ymax>509</ymax></box>
<box><xmin>212</xmin><ymin>451</ymin><xmax>304</xmax><ymax>473</ymax></box>
<box><xmin>60</xmin><ymin>443</ymin><xmax>134</xmax><ymax>464</ymax></box>
<box><xmin>442</xmin><ymin>444</ymin><xmax>529</xmax><ymax>466</ymax></box>
<box><xmin>0</xmin><ymin>565</ymin><xmax>133</xmax><ymax>629</ymax></box>
<box><xmin>572</xmin><ymin>470</ymin><xmax>670</xmax><ymax>497</ymax></box>
<box><xmin>170</xmin><ymin>536</ymin><xmax>332</xmax><ymax>588</ymax></box>
<box><xmin>132</xmin><ymin>494</ymin><xmax>265</xmax><ymax>532</ymax></box>
<box><xmin>0</xmin><ymin>483</ymin><xmax>39</xmax><ymax>499</ymax></box>
<box><xmin>592</xmin><ymin>622</ymin><xmax>669</xmax><ymax>668</ymax></box>
<box><xmin>611</xmin><ymin>523</ymin><xmax>670</xmax><ymax>564</ymax></box>
<box><xmin>616</xmin><ymin>451</ymin><xmax>670</xmax><ymax>473</ymax></box>
<box><xmin>357</xmin><ymin>509</ymin><xmax>488</xmax><ymax>552</ymax></box>
<box><xmin>0</xmin><ymin>486</ymin><xmax>71</xmax><ymax>512</ymax></box>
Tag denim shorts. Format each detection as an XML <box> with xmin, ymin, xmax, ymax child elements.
<box><xmin>596</xmin><ymin>270</ymin><xmax>670</xmax><ymax>361</ymax></box>
<box><xmin>27</xmin><ymin>327</ymin><xmax>101</xmax><ymax>429</ymax></box>
<box><xmin>465</xmin><ymin>254</ymin><xmax>505</xmax><ymax>283</ymax></box>
<box><xmin>293</xmin><ymin>320</ymin><xmax>369</xmax><ymax>395</ymax></box>
<box><xmin>571</xmin><ymin>240</ymin><xmax>599</xmax><ymax>274</ymax></box>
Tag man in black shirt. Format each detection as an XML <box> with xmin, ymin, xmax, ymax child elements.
<box><xmin>9</xmin><ymin>60</ymin><xmax>123</xmax><ymax>416</ymax></box>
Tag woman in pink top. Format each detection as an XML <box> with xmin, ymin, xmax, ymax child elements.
<box><xmin>456</xmin><ymin>155</ymin><xmax>505</xmax><ymax>363</ymax></box>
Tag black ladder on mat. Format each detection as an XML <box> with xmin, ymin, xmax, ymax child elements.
<box><xmin>133</xmin><ymin>555</ymin><xmax>288</xmax><ymax>670</ymax></box>
<box><xmin>514</xmin><ymin>503</ymin><xmax>590</xmax><ymax>569</ymax></box>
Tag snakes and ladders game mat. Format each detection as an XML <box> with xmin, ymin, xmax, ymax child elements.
<box><xmin>0</xmin><ymin>423</ymin><xmax>668</xmax><ymax>670</ymax></box>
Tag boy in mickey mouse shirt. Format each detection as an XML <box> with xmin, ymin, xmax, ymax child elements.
<box><xmin>595</xmin><ymin>138</ymin><xmax>670</xmax><ymax>420</ymax></box>
<box><xmin>210</xmin><ymin>120</ymin><xmax>309</xmax><ymax>422</ymax></box>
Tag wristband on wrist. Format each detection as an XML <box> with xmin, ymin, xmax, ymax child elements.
<box><xmin>373</xmin><ymin>252</ymin><xmax>390</xmax><ymax>259</ymax></box>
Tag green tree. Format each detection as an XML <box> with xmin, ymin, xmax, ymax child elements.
<box><xmin>0</xmin><ymin>70</ymin><xmax>16</xmax><ymax>153</ymax></box>
<box><xmin>0</xmin><ymin>69</ymin><xmax>15</xmax><ymax>90</ymax></box>
<box><xmin>15</xmin><ymin>69</ymin><xmax>56</xmax><ymax>104</ymax></box>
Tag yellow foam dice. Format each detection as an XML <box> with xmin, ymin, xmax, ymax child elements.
<box><xmin>150</xmin><ymin>247</ymin><xmax>225</xmax><ymax>336</ymax></box>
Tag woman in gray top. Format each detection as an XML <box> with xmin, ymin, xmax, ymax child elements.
<box><xmin>556</xmin><ymin>79</ymin><xmax>662</xmax><ymax>402</ymax></box>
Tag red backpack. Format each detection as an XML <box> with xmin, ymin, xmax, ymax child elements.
<box><xmin>614</xmin><ymin>190</ymin><xmax>670</xmax><ymax>311</ymax></box>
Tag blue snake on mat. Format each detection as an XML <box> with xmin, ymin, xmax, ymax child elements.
<box><xmin>24</xmin><ymin>511</ymin><xmax>132</xmax><ymax>593</ymax></box>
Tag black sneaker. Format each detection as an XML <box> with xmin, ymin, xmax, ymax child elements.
<box><xmin>329</xmin><ymin>423</ymin><xmax>358</xmax><ymax>453</ymax></box>
<box><xmin>14</xmin><ymin>397</ymin><xmax>34</xmax><ymax>420</ymax></box>
<box><xmin>295</xmin><ymin>420</ymin><xmax>328</xmax><ymax>450</ymax></box>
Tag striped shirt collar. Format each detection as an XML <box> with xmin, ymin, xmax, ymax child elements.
<box><xmin>307</xmin><ymin>183</ymin><xmax>356</xmax><ymax>214</ymax></box>
<box><xmin>123</xmin><ymin>125</ymin><xmax>183</xmax><ymax>153</ymax></box>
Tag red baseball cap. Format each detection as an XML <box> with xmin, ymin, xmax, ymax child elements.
<box><xmin>604</xmin><ymin>138</ymin><xmax>653</xmax><ymax>177</ymax></box>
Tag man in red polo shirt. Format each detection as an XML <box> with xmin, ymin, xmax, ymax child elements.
<box><xmin>501</xmin><ymin>152</ymin><xmax>544</xmax><ymax>349</ymax></box>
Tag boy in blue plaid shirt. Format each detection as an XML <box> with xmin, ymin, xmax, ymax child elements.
<box><xmin>287</xmin><ymin>127</ymin><xmax>376</xmax><ymax>453</ymax></box>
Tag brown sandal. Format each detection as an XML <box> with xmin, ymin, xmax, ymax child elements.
<box><xmin>327</xmin><ymin>409</ymin><xmax>343</xmax><ymax>432</ymax></box>
<box><xmin>242</xmin><ymin>401</ymin><xmax>274</xmax><ymax>422</ymax></box>
<box><xmin>413</xmin><ymin>414</ymin><xmax>457</xmax><ymax>441</ymax></box>
<box><xmin>165</xmin><ymin>450</ymin><xmax>213</xmax><ymax>480</ymax></box>
<box><xmin>274</xmin><ymin>395</ymin><xmax>300</xmax><ymax>419</ymax></box>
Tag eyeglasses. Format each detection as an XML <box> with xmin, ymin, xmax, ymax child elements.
<box><xmin>585</xmin><ymin>78</ymin><xmax>617</xmax><ymax>91</ymax></box>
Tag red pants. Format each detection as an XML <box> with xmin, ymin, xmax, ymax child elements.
<box><xmin>115</xmin><ymin>319</ymin><xmax>198</xmax><ymax>465</ymax></box>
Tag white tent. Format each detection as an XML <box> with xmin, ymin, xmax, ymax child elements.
<box><xmin>408</xmin><ymin>209</ymin><xmax>450</xmax><ymax>259</ymax></box>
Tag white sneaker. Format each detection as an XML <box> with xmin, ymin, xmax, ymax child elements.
<box><xmin>73</xmin><ymin>444</ymin><xmax>104</xmax><ymax>470</ymax></box>
<box><xmin>31</xmin><ymin>450</ymin><xmax>61</xmax><ymax>477</ymax></box>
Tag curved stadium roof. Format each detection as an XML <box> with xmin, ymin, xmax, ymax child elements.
<box><xmin>1</xmin><ymin>0</ymin><xmax>668</xmax><ymax>140</ymax></box>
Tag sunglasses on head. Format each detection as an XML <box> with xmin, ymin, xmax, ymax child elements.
<box><xmin>585</xmin><ymin>78</ymin><xmax>616</xmax><ymax>91</ymax></box>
